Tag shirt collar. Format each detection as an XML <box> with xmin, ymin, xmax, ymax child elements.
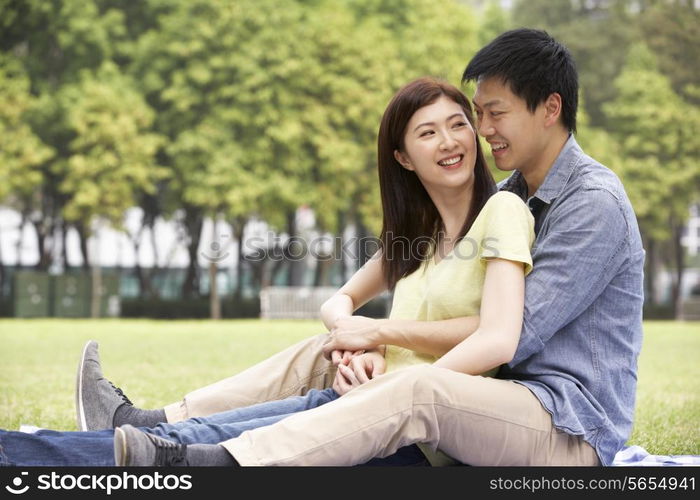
<box><xmin>500</xmin><ymin>134</ymin><xmax>581</xmax><ymax>205</ymax></box>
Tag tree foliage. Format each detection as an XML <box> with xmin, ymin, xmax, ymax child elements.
<box><xmin>0</xmin><ymin>0</ymin><xmax>697</xmax><ymax>304</ymax></box>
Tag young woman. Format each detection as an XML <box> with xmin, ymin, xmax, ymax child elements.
<box><xmin>0</xmin><ymin>77</ymin><xmax>534</xmax><ymax>466</ymax></box>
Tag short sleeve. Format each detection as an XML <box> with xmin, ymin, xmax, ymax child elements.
<box><xmin>478</xmin><ymin>191</ymin><xmax>535</xmax><ymax>275</ymax></box>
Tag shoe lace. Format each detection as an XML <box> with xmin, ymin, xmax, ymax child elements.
<box><xmin>108</xmin><ymin>381</ymin><xmax>134</xmax><ymax>406</ymax></box>
<box><xmin>148</xmin><ymin>434</ymin><xmax>188</xmax><ymax>466</ymax></box>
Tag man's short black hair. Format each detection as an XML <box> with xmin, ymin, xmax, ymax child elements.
<box><xmin>462</xmin><ymin>28</ymin><xmax>578</xmax><ymax>132</ymax></box>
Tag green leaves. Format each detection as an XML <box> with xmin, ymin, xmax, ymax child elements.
<box><xmin>0</xmin><ymin>54</ymin><xmax>52</xmax><ymax>202</ymax></box>
<box><xmin>603</xmin><ymin>43</ymin><xmax>700</xmax><ymax>240</ymax></box>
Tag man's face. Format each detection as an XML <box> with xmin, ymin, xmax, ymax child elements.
<box><xmin>472</xmin><ymin>77</ymin><xmax>548</xmax><ymax>174</ymax></box>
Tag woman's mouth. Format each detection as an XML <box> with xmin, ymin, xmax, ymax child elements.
<box><xmin>437</xmin><ymin>154</ymin><xmax>464</xmax><ymax>169</ymax></box>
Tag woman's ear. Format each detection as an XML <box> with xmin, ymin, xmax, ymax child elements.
<box><xmin>394</xmin><ymin>150</ymin><xmax>414</xmax><ymax>171</ymax></box>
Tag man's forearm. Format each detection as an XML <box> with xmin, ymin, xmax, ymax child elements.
<box><xmin>376</xmin><ymin>316</ymin><xmax>480</xmax><ymax>357</ymax></box>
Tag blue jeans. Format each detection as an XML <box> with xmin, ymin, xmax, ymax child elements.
<box><xmin>0</xmin><ymin>389</ymin><xmax>427</xmax><ymax>466</ymax></box>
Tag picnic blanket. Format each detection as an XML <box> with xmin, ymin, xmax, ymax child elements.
<box><xmin>612</xmin><ymin>445</ymin><xmax>700</xmax><ymax>467</ymax></box>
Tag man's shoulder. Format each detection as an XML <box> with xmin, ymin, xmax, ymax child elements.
<box><xmin>563</xmin><ymin>148</ymin><xmax>633</xmax><ymax>210</ymax></box>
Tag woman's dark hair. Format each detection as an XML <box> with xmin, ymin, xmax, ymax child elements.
<box><xmin>377</xmin><ymin>77</ymin><xmax>496</xmax><ymax>290</ymax></box>
<box><xmin>462</xmin><ymin>28</ymin><xmax>579</xmax><ymax>132</ymax></box>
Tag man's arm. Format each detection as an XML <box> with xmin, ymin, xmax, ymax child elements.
<box><xmin>510</xmin><ymin>188</ymin><xmax>630</xmax><ymax>366</ymax></box>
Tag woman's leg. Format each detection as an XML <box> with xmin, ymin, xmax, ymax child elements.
<box><xmin>0</xmin><ymin>429</ymin><xmax>116</xmax><ymax>466</ymax></box>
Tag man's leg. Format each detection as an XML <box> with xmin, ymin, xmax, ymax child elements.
<box><xmin>77</xmin><ymin>333</ymin><xmax>337</xmax><ymax>430</ymax></box>
<box><xmin>216</xmin><ymin>365</ymin><xmax>600</xmax><ymax>466</ymax></box>
<box><xmin>147</xmin><ymin>389</ymin><xmax>340</xmax><ymax>444</ymax></box>
<box><xmin>0</xmin><ymin>429</ymin><xmax>116</xmax><ymax>466</ymax></box>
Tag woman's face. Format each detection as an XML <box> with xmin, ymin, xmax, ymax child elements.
<box><xmin>394</xmin><ymin>95</ymin><xmax>477</xmax><ymax>195</ymax></box>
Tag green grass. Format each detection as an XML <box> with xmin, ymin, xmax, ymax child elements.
<box><xmin>1</xmin><ymin>319</ymin><xmax>698</xmax><ymax>455</ymax></box>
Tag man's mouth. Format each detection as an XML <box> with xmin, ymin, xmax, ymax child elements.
<box><xmin>490</xmin><ymin>142</ymin><xmax>508</xmax><ymax>154</ymax></box>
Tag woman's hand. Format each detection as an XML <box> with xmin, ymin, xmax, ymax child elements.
<box><xmin>322</xmin><ymin>316</ymin><xmax>384</xmax><ymax>359</ymax></box>
<box><xmin>331</xmin><ymin>350</ymin><xmax>386</xmax><ymax>396</ymax></box>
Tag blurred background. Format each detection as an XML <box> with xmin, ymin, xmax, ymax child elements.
<box><xmin>1</xmin><ymin>0</ymin><xmax>699</xmax><ymax>321</ymax></box>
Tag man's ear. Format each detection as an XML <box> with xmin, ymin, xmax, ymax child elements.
<box><xmin>394</xmin><ymin>150</ymin><xmax>414</xmax><ymax>171</ymax></box>
<box><xmin>543</xmin><ymin>93</ymin><xmax>563</xmax><ymax>128</ymax></box>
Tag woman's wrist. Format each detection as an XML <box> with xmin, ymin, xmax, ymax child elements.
<box><xmin>374</xmin><ymin>318</ymin><xmax>391</xmax><ymax>345</ymax></box>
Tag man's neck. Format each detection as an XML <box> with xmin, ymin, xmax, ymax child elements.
<box><xmin>521</xmin><ymin>131</ymin><xmax>570</xmax><ymax>198</ymax></box>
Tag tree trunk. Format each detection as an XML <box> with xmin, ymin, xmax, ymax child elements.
<box><xmin>209</xmin><ymin>217</ymin><xmax>221</xmax><ymax>319</ymax></box>
<box><xmin>355</xmin><ymin>215</ymin><xmax>371</xmax><ymax>270</ymax></box>
<box><xmin>143</xmin><ymin>218</ymin><xmax>160</xmax><ymax>299</ymax></box>
<box><xmin>31</xmin><ymin>217</ymin><xmax>48</xmax><ymax>271</ymax></box>
<box><xmin>91</xmin><ymin>257</ymin><xmax>102</xmax><ymax>318</ymax></box>
<box><xmin>76</xmin><ymin>223</ymin><xmax>91</xmax><ymax>270</ymax></box>
<box><xmin>287</xmin><ymin>209</ymin><xmax>305</xmax><ymax>287</ymax></box>
<box><xmin>129</xmin><ymin>223</ymin><xmax>147</xmax><ymax>299</ymax></box>
<box><xmin>0</xmin><ymin>220</ymin><xmax>4</xmax><ymax>296</ymax></box>
<box><xmin>671</xmin><ymin>220</ymin><xmax>686</xmax><ymax>319</ymax></box>
<box><xmin>209</xmin><ymin>260</ymin><xmax>220</xmax><ymax>319</ymax></box>
<box><xmin>181</xmin><ymin>208</ymin><xmax>204</xmax><ymax>299</ymax></box>
<box><xmin>17</xmin><ymin>211</ymin><xmax>27</xmax><ymax>268</ymax></box>
<box><xmin>60</xmin><ymin>220</ymin><xmax>69</xmax><ymax>270</ymax></box>
<box><xmin>643</xmin><ymin>233</ymin><xmax>658</xmax><ymax>305</ymax></box>
<box><xmin>336</xmin><ymin>210</ymin><xmax>348</xmax><ymax>284</ymax></box>
<box><xmin>232</xmin><ymin>216</ymin><xmax>247</xmax><ymax>302</ymax></box>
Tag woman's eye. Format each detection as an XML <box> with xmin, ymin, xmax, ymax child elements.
<box><xmin>419</xmin><ymin>130</ymin><xmax>434</xmax><ymax>137</ymax></box>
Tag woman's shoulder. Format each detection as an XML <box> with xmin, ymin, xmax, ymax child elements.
<box><xmin>481</xmin><ymin>190</ymin><xmax>531</xmax><ymax>217</ymax></box>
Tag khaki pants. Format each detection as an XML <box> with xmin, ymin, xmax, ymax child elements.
<box><xmin>220</xmin><ymin>364</ymin><xmax>600</xmax><ymax>466</ymax></box>
<box><xmin>164</xmin><ymin>334</ymin><xmax>599</xmax><ymax>466</ymax></box>
<box><xmin>164</xmin><ymin>333</ymin><xmax>335</xmax><ymax>422</ymax></box>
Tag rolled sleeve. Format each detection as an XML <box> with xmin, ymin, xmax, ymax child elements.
<box><xmin>510</xmin><ymin>188</ymin><xmax>630</xmax><ymax>366</ymax></box>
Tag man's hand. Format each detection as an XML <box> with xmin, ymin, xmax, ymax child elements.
<box><xmin>332</xmin><ymin>350</ymin><xmax>386</xmax><ymax>396</ymax></box>
<box><xmin>323</xmin><ymin>316</ymin><xmax>384</xmax><ymax>359</ymax></box>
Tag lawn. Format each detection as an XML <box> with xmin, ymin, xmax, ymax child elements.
<box><xmin>0</xmin><ymin>319</ymin><xmax>698</xmax><ymax>456</ymax></box>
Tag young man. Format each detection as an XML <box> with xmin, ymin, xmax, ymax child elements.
<box><xmin>89</xmin><ymin>28</ymin><xmax>645</xmax><ymax>466</ymax></box>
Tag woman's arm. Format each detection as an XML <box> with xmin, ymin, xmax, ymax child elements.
<box><xmin>322</xmin><ymin>315</ymin><xmax>480</xmax><ymax>358</ymax></box>
<box><xmin>319</xmin><ymin>252</ymin><xmax>387</xmax><ymax>331</ymax></box>
<box><xmin>433</xmin><ymin>258</ymin><xmax>525</xmax><ymax>374</ymax></box>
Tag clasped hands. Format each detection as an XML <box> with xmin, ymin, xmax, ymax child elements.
<box><xmin>322</xmin><ymin>315</ymin><xmax>386</xmax><ymax>396</ymax></box>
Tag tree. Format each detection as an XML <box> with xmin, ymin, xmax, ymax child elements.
<box><xmin>639</xmin><ymin>0</ymin><xmax>700</xmax><ymax>105</ymax></box>
<box><xmin>512</xmin><ymin>0</ymin><xmax>639</xmax><ymax>127</ymax></box>
<box><xmin>603</xmin><ymin>44</ymin><xmax>700</xmax><ymax>316</ymax></box>
<box><xmin>0</xmin><ymin>53</ymin><xmax>53</xmax><ymax>291</ymax></box>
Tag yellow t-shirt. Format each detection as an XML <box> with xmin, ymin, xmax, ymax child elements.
<box><xmin>384</xmin><ymin>190</ymin><xmax>535</xmax><ymax>373</ymax></box>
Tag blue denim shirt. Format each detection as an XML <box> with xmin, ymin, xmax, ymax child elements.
<box><xmin>498</xmin><ymin>135</ymin><xmax>645</xmax><ymax>466</ymax></box>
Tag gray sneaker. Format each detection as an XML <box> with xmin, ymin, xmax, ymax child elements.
<box><xmin>114</xmin><ymin>425</ymin><xmax>188</xmax><ymax>466</ymax></box>
<box><xmin>75</xmin><ymin>340</ymin><xmax>133</xmax><ymax>431</ymax></box>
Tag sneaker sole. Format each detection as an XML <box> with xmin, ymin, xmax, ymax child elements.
<box><xmin>114</xmin><ymin>427</ymin><xmax>128</xmax><ymax>466</ymax></box>
<box><xmin>75</xmin><ymin>341</ymin><xmax>94</xmax><ymax>432</ymax></box>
